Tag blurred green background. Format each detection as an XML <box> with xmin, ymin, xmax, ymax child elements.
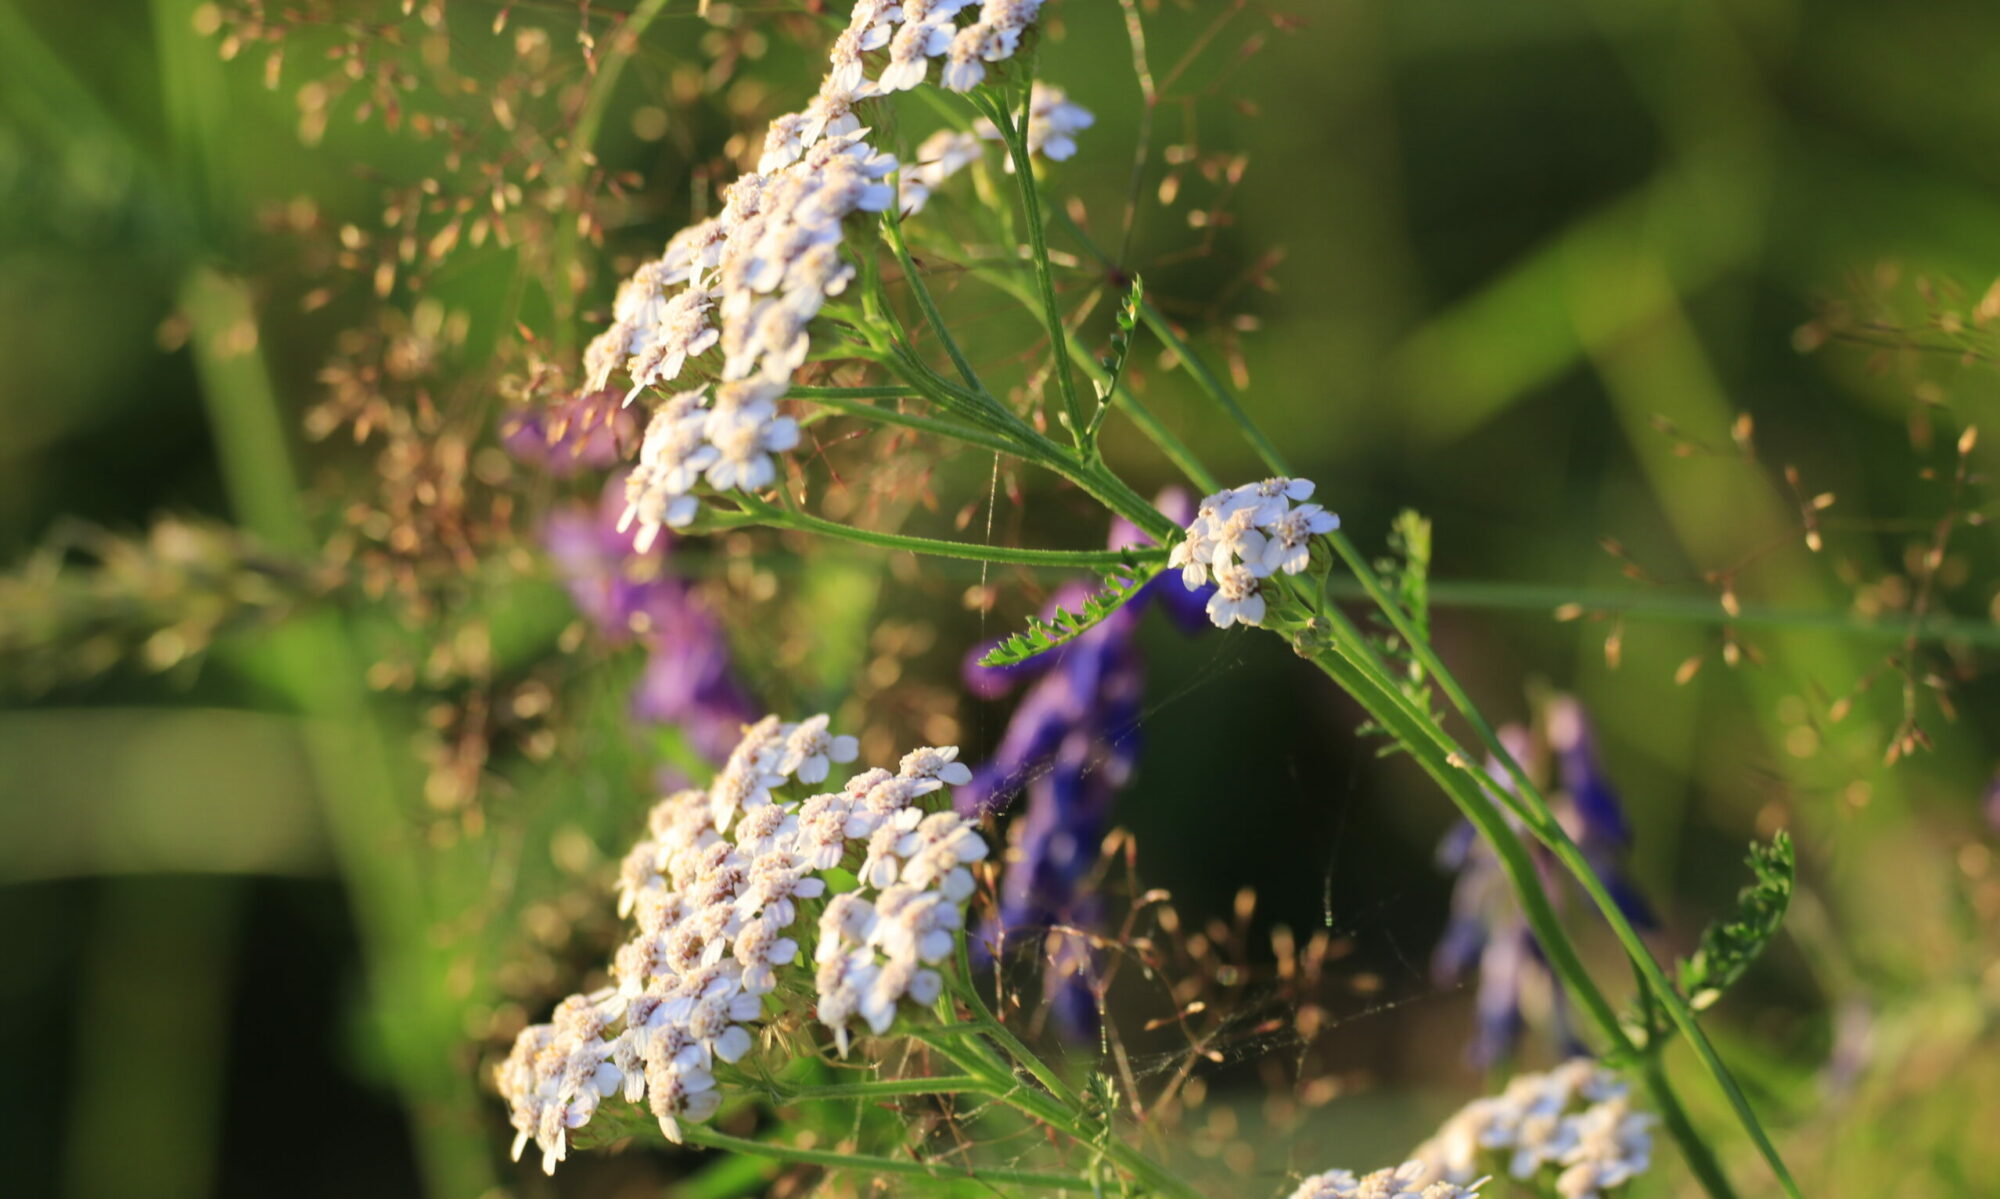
<box><xmin>5</xmin><ymin>0</ymin><xmax>2000</xmax><ymax>1196</ymax></box>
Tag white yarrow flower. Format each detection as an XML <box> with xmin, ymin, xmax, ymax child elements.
<box><xmin>499</xmin><ymin>713</ymin><xmax>992</xmax><ymax>1170</ymax></box>
<box><xmin>1206</xmin><ymin>561</ymin><xmax>1266</xmax><ymax>628</ymax></box>
<box><xmin>1173</xmin><ymin>476</ymin><xmax>1338</xmax><ymax>627</ymax></box>
<box><xmin>1259</xmin><ymin>503</ymin><xmax>1340</xmax><ymax>575</ymax></box>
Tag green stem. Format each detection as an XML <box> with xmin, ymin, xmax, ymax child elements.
<box><xmin>882</xmin><ymin>198</ymin><xmax>987</xmax><ymax>397</ymax></box>
<box><xmin>677</xmin><ymin>1124</ymin><xmax>1101</xmax><ymax>1193</ymax></box>
<box><xmin>1052</xmin><ymin>208</ymin><xmax>1279</xmax><ymax>475</ymax></box>
<box><xmin>792</xmin><ymin>387</ymin><xmax>1036</xmax><ymax>460</ymax></box>
<box><xmin>182</xmin><ymin>269</ymin><xmax>494</xmax><ymax>1197</ymax></box>
<box><xmin>773</xmin><ymin>1074</ymin><xmax>994</xmax><ymax>1103</ymax></box>
<box><xmin>951</xmin><ymin>941</ymin><xmax>1083</xmax><ymax>1112</ymax></box>
<box><xmin>939</xmin><ymin>946</ymin><xmax>1204</xmax><ymax>1199</ymax></box>
<box><xmin>1316</xmin><ymin>534</ymin><xmax>1797</xmax><ymax>1199</ymax></box>
<box><xmin>1060</xmin><ymin>210</ymin><xmax>1792</xmax><ymax>1193</ymax></box>
<box><xmin>789</xmin><ymin>384</ymin><xmax>926</xmax><ymax>401</ymax></box>
<box><xmin>1644</xmin><ymin>1058</ymin><xmax>1741</xmax><ymax>1199</ymax></box>
<box><xmin>1304</xmin><ymin>634</ymin><xmax>1629</xmax><ymax>1042</ymax></box>
<box><xmin>729</xmin><ymin>494</ymin><xmax>1162</xmax><ymax>568</ymax></box>
<box><xmin>981</xmin><ymin>86</ymin><xmax>1089</xmax><ymax>451</ymax></box>
<box><xmin>965</xmin><ymin>259</ymin><xmax>1220</xmax><ymax>491</ymax></box>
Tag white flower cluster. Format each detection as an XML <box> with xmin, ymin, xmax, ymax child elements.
<box><xmin>1168</xmin><ymin>477</ymin><xmax>1341</xmax><ymax>628</ymax></box>
<box><xmin>1289</xmin><ymin>1163</ymin><xmax>1480</xmax><ymax>1199</ymax></box>
<box><xmin>1413</xmin><ymin>1059</ymin><xmax>1656</xmax><ymax>1199</ymax></box>
<box><xmin>583</xmin><ymin>0</ymin><xmax>1086</xmax><ymax>549</ymax></box>
<box><xmin>496</xmin><ymin>715</ymin><xmax>990</xmax><ymax>1175</ymax></box>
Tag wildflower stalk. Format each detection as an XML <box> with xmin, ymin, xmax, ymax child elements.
<box><xmin>845</xmin><ymin>329</ymin><xmax>1177</xmax><ymax>542</ymax></box>
<box><xmin>968</xmin><ymin>261</ymin><xmax>1221</xmax><ymax>490</ymax></box>
<box><xmin>726</xmin><ymin>494</ymin><xmax>1160</xmax><ymax>568</ymax></box>
<box><xmin>936</xmin><ymin>945</ymin><xmax>1205</xmax><ymax>1199</ymax></box>
<box><xmin>1298</xmin><ymin>616</ymin><xmax>1734</xmax><ymax>1199</ymax></box>
<box><xmin>1123</xmin><ymin>310</ymin><xmax>1797</xmax><ymax>1196</ymax></box>
<box><xmin>949</xmin><ymin>939</ymin><xmax>1084</xmax><ymax>1112</ymax></box>
<box><xmin>973</xmin><ymin>84</ymin><xmax>1090</xmax><ymax>453</ymax></box>
<box><xmin>550</xmin><ymin>8</ymin><xmax>1793</xmax><ymax>1194</ymax></box>
<box><xmin>1642</xmin><ymin>1056</ymin><xmax>1740</xmax><ymax>1199</ymax></box>
<box><xmin>789</xmin><ymin>386</ymin><xmax>1035</xmax><ymax>459</ymax></box>
<box><xmin>773</xmin><ymin>1074</ymin><xmax>993</xmax><ymax>1102</ymax></box>
<box><xmin>792</xmin><ymin>171</ymin><xmax>1775</xmax><ymax>1199</ymax></box>
<box><xmin>882</xmin><ymin>198</ymin><xmax>987</xmax><ymax>395</ymax></box>
<box><xmin>923</xmin><ymin>1033</ymin><xmax>1204</xmax><ymax>1199</ymax></box>
<box><xmin>1050</xmin><ymin>210</ymin><xmax>1279</xmax><ymax>474</ymax></box>
<box><xmin>1036</xmin><ymin>204</ymin><xmax>1788</xmax><ymax>1195</ymax></box>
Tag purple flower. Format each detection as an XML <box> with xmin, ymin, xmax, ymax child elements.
<box><xmin>961</xmin><ymin>490</ymin><xmax>1205</xmax><ymax>1035</ymax></box>
<box><xmin>542</xmin><ymin>476</ymin><xmax>755</xmax><ymax>762</ymax></box>
<box><xmin>1432</xmin><ymin>699</ymin><xmax>1650</xmax><ymax>1066</ymax></box>
<box><xmin>501</xmin><ymin>388</ymin><xmax>634</xmax><ymax>478</ymax></box>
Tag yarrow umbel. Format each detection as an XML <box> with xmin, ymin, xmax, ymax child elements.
<box><xmin>496</xmin><ymin>714</ymin><xmax>988</xmax><ymax>1173</ymax></box>
<box><xmin>1168</xmin><ymin>477</ymin><xmax>1340</xmax><ymax>628</ymax></box>
<box><xmin>576</xmin><ymin>0</ymin><xmax>1088</xmax><ymax>549</ymax></box>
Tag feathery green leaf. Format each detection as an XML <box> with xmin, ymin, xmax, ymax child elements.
<box><xmin>977</xmin><ymin>558</ymin><xmax>1163</xmax><ymax>667</ymax></box>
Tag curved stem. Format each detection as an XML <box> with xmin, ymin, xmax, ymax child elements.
<box><xmin>1305</xmin><ymin>635</ymin><xmax>1631</xmax><ymax>1045</ymax></box>
<box><xmin>1313</xmin><ymin>605</ymin><xmax>1767</xmax><ymax>1193</ymax></box>
<box><xmin>966</xmin><ymin>259</ymin><xmax>1220</xmax><ymax>491</ymax></box>
<box><xmin>951</xmin><ymin>940</ymin><xmax>1084</xmax><ymax>1112</ymax></box>
<box><xmin>1644</xmin><ymin>1058</ymin><xmax>1741</xmax><ymax>1199</ymax></box>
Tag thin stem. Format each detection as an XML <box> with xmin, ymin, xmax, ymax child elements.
<box><xmin>1052</xmin><ymin>208</ymin><xmax>1282</xmax><ymax>475</ymax></box>
<box><xmin>1060</xmin><ymin>211</ymin><xmax>1791</xmax><ymax>1193</ymax></box>
<box><xmin>772</xmin><ymin>1074</ymin><xmax>994</xmax><ymax>1103</ymax></box>
<box><xmin>1644</xmin><ymin>1058</ymin><xmax>1741</xmax><ymax>1199</ymax></box>
<box><xmin>1304</xmin><ymin>574</ymin><xmax>1760</xmax><ymax>1199</ymax></box>
<box><xmin>951</xmin><ymin>942</ymin><xmax>1083</xmax><ymax>1112</ymax></box>
<box><xmin>942</xmin><ymin>945</ymin><xmax>1206</xmax><ymax>1199</ymax></box>
<box><xmin>967</xmin><ymin>259</ymin><xmax>1219</xmax><ymax>490</ymax></box>
<box><xmin>730</xmin><ymin>494</ymin><xmax>1162</xmax><ymax>568</ymax></box>
<box><xmin>876</xmin><ymin>344</ymin><xmax>1067</xmax><ymax>462</ymax></box>
<box><xmin>980</xmin><ymin>86</ymin><xmax>1089</xmax><ymax>451</ymax></box>
<box><xmin>1316</xmin><ymin>534</ymin><xmax>1796</xmax><ymax>1199</ymax></box>
<box><xmin>677</xmin><ymin>1124</ymin><xmax>1102</xmax><ymax>1193</ymax></box>
<box><xmin>1306</xmin><ymin>636</ymin><xmax>1630</xmax><ymax>1042</ymax></box>
<box><xmin>790</xmin><ymin>384</ymin><xmax>926</xmax><ymax>401</ymax></box>
<box><xmin>882</xmin><ymin>198</ymin><xmax>987</xmax><ymax>397</ymax></box>
<box><xmin>793</xmin><ymin>387</ymin><xmax>1035</xmax><ymax>460</ymax></box>
<box><xmin>1548</xmin><ymin>815</ymin><xmax>1797</xmax><ymax>1198</ymax></box>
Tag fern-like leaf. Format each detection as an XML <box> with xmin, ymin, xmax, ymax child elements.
<box><xmin>1358</xmin><ymin>509</ymin><xmax>1440</xmax><ymax>752</ymax></box>
<box><xmin>977</xmin><ymin>558</ymin><xmax>1163</xmax><ymax>667</ymax></box>
<box><xmin>1619</xmin><ymin>830</ymin><xmax>1794</xmax><ymax>1053</ymax></box>
<box><xmin>1678</xmin><ymin>830</ymin><xmax>1795</xmax><ymax>1011</ymax></box>
<box><xmin>1085</xmin><ymin>274</ymin><xmax>1144</xmax><ymax>444</ymax></box>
